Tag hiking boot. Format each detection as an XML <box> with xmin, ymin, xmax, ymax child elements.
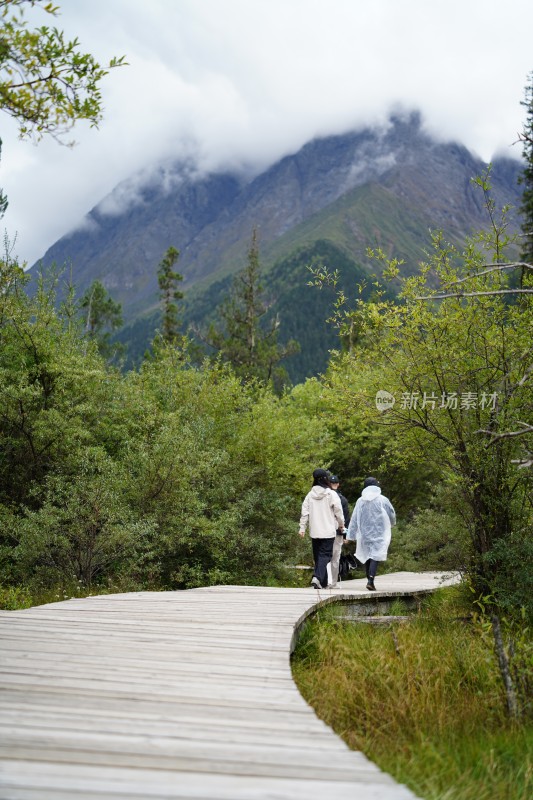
<box><xmin>366</xmin><ymin>578</ymin><xmax>376</xmax><ymax>591</ymax></box>
<box><xmin>311</xmin><ymin>577</ymin><xmax>321</xmax><ymax>589</ymax></box>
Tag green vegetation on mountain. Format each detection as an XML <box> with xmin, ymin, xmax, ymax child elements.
<box><xmin>263</xmin><ymin>181</ymin><xmax>441</xmax><ymax>275</ymax></box>
<box><xmin>188</xmin><ymin>238</ymin><xmax>379</xmax><ymax>383</ymax></box>
<box><xmin>261</xmin><ymin>239</ymin><xmax>383</xmax><ymax>382</ymax></box>
<box><xmin>116</xmin><ymin>239</ymin><xmax>388</xmax><ymax>383</ymax></box>
<box><xmin>193</xmin><ymin>230</ymin><xmax>299</xmax><ymax>390</ymax></box>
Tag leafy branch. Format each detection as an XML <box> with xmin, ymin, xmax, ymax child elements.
<box><xmin>0</xmin><ymin>0</ymin><xmax>127</xmax><ymax>143</ymax></box>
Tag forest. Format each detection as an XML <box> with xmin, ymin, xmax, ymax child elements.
<box><xmin>0</xmin><ymin>2</ymin><xmax>532</xmax><ymax>753</ymax></box>
<box><xmin>1</xmin><ymin>170</ymin><xmax>531</xmax><ymax>616</ymax></box>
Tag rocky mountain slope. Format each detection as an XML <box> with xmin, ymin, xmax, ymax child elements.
<box><xmin>31</xmin><ymin>111</ymin><xmax>524</xmax><ymax>380</ymax></box>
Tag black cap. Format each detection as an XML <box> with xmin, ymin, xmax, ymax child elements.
<box><xmin>312</xmin><ymin>468</ymin><xmax>330</xmax><ymax>487</ymax></box>
<box><xmin>329</xmin><ymin>475</ymin><xmax>339</xmax><ymax>483</ymax></box>
<box><xmin>364</xmin><ymin>476</ymin><xmax>380</xmax><ymax>488</ymax></box>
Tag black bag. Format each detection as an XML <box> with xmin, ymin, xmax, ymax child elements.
<box><xmin>338</xmin><ymin>553</ymin><xmax>358</xmax><ymax>580</ymax></box>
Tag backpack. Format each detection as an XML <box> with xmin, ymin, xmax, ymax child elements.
<box><xmin>338</xmin><ymin>553</ymin><xmax>358</xmax><ymax>581</ymax></box>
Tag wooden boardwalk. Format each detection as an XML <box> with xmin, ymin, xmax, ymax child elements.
<box><xmin>0</xmin><ymin>571</ymin><xmax>458</xmax><ymax>799</ymax></box>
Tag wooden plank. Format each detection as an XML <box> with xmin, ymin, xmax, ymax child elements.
<box><xmin>0</xmin><ymin>760</ymin><xmax>417</xmax><ymax>800</ymax></box>
<box><xmin>0</xmin><ymin>572</ymin><xmax>459</xmax><ymax>798</ymax></box>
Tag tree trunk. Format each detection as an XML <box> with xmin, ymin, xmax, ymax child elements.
<box><xmin>491</xmin><ymin>613</ymin><xmax>519</xmax><ymax>719</ymax></box>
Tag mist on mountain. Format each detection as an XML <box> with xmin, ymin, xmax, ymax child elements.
<box><xmin>30</xmin><ymin>112</ymin><xmax>523</xmax><ymax>382</ymax></box>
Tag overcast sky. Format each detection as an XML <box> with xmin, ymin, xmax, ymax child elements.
<box><xmin>1</xmin><ymin>0</ymin><xmax>532</xmax><ymax>266</ymax></box>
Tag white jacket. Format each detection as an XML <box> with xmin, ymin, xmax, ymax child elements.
<box><xmin>299</xmin><ymin>486</ymin><xmax>345</xmax><ymax>539</ymax></box>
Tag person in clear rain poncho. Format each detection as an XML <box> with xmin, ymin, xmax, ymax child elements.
<box><xmin>346</xmin><ymin>476</ymin><xmax>396</xmax><ymax>591</ymax></box>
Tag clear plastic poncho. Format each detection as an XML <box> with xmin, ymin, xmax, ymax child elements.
<box><xmin>346</xmin><ymin>485</ymin><xmax>396</xmax><ymax>562</ymax></box>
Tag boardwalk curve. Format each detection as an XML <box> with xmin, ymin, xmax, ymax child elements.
<box><xmin>0</xmin><ymin>571</ymin><xmax>458</xmax><ymax>799</ymax></box>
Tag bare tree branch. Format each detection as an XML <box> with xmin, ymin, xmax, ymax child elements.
<box><xmin>512</xmin><ymin>455</ymin><xmax>533</xmax><ymax>468</ymax></box>
<box><xmin>415</xmin><ymin>261</ymin><xmax>533</xmax><ymax>300</ymax></box>
<box><xmin>447</xmin><ymin>262</ymin><xmax>533</xmax><ymax>285</ymax></box>
<box><xmin>416</xmin><ymin>288</ymin><xmax>533</xmax><ymax>300</ymax></box>
<box><xmin>476</xmin><ymin>421</ymin><xmax>533</xmax><ymax>443</ymax></box>
<box><xmin>517</xmin><ymin>362</ymin><xmax>533</xmax><ymax>389</ymax></box>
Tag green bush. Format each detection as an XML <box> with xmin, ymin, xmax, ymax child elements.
<box><xmin>0</xmin><ymin>276</ymin><xmax>331</xmax><ymax>593</ymax></box>
<box><xmin>387</xmin><ymin>506</ymin><xmax>469</xmax><ymax>573</ymax></box>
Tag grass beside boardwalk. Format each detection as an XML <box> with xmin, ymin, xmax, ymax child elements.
<box><xmin>291</xmin><ymin>587</ymin><xmax>532</xmax><ymax>800</ymax></box>
<box><xmin>0</xmin><ymin>565</ymin><xmax>315</xmax><ymax>610</ymax></box>
<box><xmin>0</xmin><ymin>582</ymin><xmax>134</xmax><ymax>609</ymax></box>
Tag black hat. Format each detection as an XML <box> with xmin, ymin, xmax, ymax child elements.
<box><xmin>364</xmin><ymin>476</ymin><xmax>380</xmax><ymax>488</ymax></box>
<box><xmin>329</xmin><ymin>475</ymin><xmax>339</xmax><ymax>483</ymax></box>
<box><xmin>312</xmin><ymin>468</ymin><xmax>330</xmax><ymax>487</ymax></box>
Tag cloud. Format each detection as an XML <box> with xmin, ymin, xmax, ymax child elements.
<box><xmin>94</xmin><ymin>161</ymin><xmax>204</xmax><ymax>218</ymax></box>
<box><xmin>1</xmin><ymin>0</ymin><xmax>531</xmax><ymax>266</ymax></box>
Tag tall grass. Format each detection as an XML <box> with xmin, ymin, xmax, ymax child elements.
<box><xmin>291</xmin><ymin>587</ymin><xmax>532</xmax><ymax>800</ymax></box>
<box><xmin>0</xmin><ymin>580</ymin><xmax>137</xmax><ymax>610</ymax></box>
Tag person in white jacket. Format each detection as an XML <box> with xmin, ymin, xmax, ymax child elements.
<box><xmin>346</xmin><ymin>476</ymin><xmax>396</xmax><ymax>591</ymax></box>
<box><xmin>299</xmin><ymin>468</ymin><xmax>346</xmax><ymax>589</ymax></box>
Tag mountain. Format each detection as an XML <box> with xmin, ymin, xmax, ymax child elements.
<box><xmin>31</xmin><ymin>112</ymin><xmax>524</xmax><ymax>381</ymax></box>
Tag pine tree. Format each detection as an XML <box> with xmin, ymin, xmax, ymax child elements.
<box><xmin>79</xmin><ymin>280</ymin><xmax>123</xmax><ymax>360</ymax></box>
<box><xmin>157</xmin><ymin>246</ymin><xmax>183</xmax><ymax>344</ymax></box>
<box><xmin>519</xmin><ymin>71</ymin><xmax>533</xmax><ymax>263</ymax></box>
<box><xmin>204</xmin><ymin>229</ymin><xmax>298</xmax><ymax>388</ymax></box>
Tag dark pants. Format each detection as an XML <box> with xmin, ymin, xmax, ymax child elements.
<box><xmin>365</xmin><ymin>558</ymin><xmax>380</xmax><ymax>580</ymax></box>
<box><xmin>312</xmin><ymin>537</ymin><xmax>334</xmax><ymax>588</ymax></box>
